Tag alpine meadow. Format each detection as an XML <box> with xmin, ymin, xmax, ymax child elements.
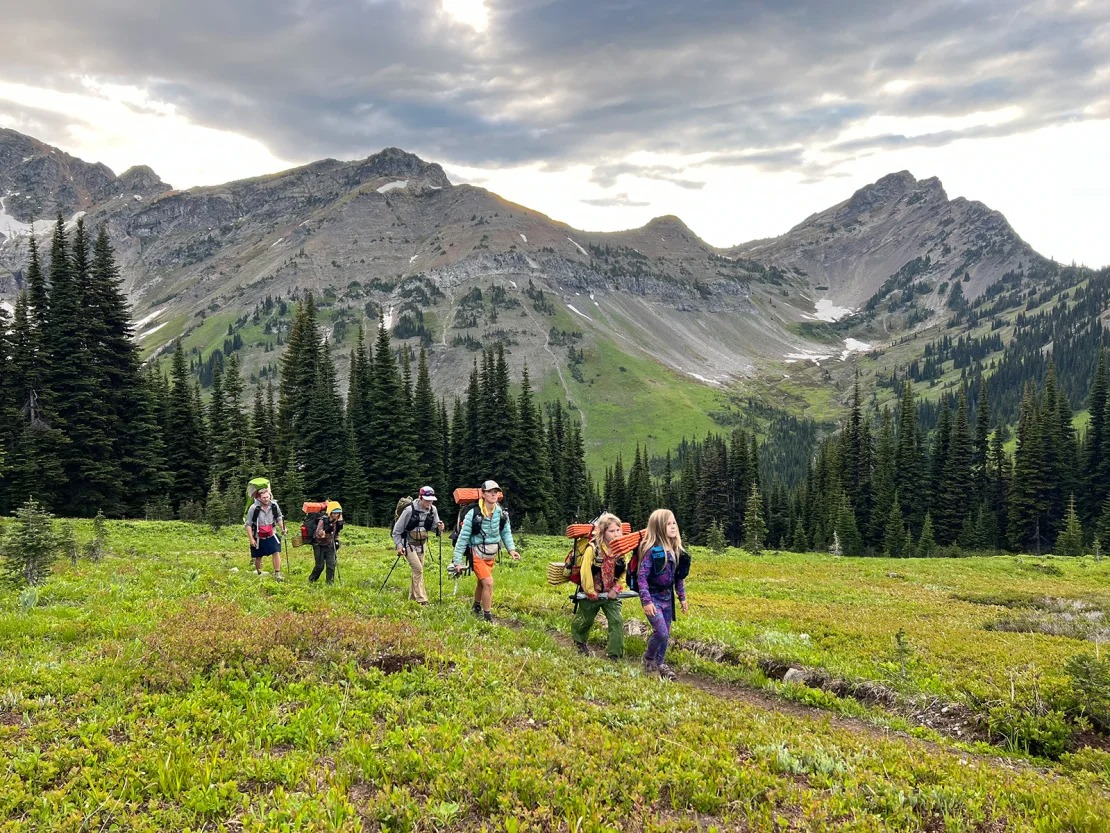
<box><xmin>2</xmin><ymin>128</ymin><xmax>1110</xmax><ymax>831</ymax></box>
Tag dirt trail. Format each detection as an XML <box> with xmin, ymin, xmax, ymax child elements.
<box><xmin>522</xmin><ymin>617</ymin><xmax>1049</xmax><ymax>773</ymax></box>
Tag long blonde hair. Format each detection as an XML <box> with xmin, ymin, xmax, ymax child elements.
<box><xmin>639</xmin><ymin>508</ymin><xmax>681</xmax><ymax>557</ymax></box>
<box><xmin>591</xmin><ymin>512</ymin><xmax>622</xmax><ymax>557</ymax></box>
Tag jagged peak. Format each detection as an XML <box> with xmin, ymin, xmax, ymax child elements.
<box><xmin>349</xmin><ymin>147</ymin><xmax>451</xmax><ymax>188</ymax></box>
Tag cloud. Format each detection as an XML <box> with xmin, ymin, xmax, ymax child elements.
<box><xmin>0</xmin><ymin>0</ymin><xmax>1105</xmax><ymax>177</ymax></box>
<box><xmin>590</xmin><ymin>162</ymin><xmax>704</xmax><ymax>190</ymax></box>
<box><xmin>581</xmin><ymin>192</ymin><xmax>651</xmax><ymax>207</ymax></box>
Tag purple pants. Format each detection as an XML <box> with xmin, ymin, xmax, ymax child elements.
<box><xmin>643</xmin><ymin>592</ymin><xmax>675</xmax><ymax>665</ymax></box>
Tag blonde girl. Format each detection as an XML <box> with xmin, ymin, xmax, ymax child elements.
<box><xmin>570</xmin><ymin>513</ymin><xmax>626</xmax><ymax>659</ymax></box>
<box><xmin>636</xmin><ymin>509</ymin><xmax>689</xmax><ymax>679</ymax></box>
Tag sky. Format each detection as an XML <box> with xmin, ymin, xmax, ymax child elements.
<box><xmin>1</xmin><ymin>0</ymin><xmax>1108</xmax><ymax>267</ymax></box>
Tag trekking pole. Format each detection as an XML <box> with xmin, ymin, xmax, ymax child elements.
<box><xmin>333</xmin><ymin>537</ymin><xmax>340</xmax><ymax>584</ymax></box>
<box><xmin>379</xmin><ymin>549</ymin><xmax>403</xmax><ymax>593</ymax></box>
<box><xmin>438</xmin><ymin>531</ymin><xmax>443</xmax><ymax>604</ymax></box>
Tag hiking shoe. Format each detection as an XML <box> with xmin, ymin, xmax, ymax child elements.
<box><xmin>607</xmin><ymin>655</ymin><xmax>623</xmax><ymax>662</ymax></box>
<box><xmin>657</xmin><ymin>663</ymin><xmax>678</xmax><ymax>681</ymax></box>
<box><xmin>254</xmin><ymin>569</ymin><xmax>264</xmax><ymax>576</ymax></box>
<box><xmin>575</xmin><ymin>641</ymin><xmax>591</xmax><ymax>656</ymax></box>
<box><xmin>274</xmin><ymin>572</ymin><xmax>284</xmax><ymax>582</ymax></box>
<box><xmin>472</xmin><ymin>602</ymin><xmax>482</xmax><ymax>617</ymax></box>
<box><xmin>483</xmin><ymin>611</ymin><xmax>494</xmax><ymax>623</ymax></box>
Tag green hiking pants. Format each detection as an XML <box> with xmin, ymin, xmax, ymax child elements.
<box><xmin>571</xmin><ymin>597</ymin><xmax>624</xmax><ymax>658</ymax></box>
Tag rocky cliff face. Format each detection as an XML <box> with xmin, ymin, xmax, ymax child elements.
<box><xmin>731</xmin><ymin>171</ymin><xmax>1039</xmax><ymax>311</ymax></box>
<box><xmin>0</xmin><ymin>131</ymin><xmax>1045</xmax><ymax>394</ymax></box>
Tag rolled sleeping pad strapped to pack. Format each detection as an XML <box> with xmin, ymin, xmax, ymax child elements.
<box><xmin>609</xmin><ymin>529</ymin><xmax>644</xmax><ymax>557</ymax></box>
<box><xmin>573</xmin><ymin>590</ymin><xmax>639</xmax><ymax>601</ymax></box>
<box><xmin>546</xmin><ymin>561</ymin><xmax>571</xmax><ymax>585</ymax></box>
<box><xmin>302</xmin><ymin>501</ymin><xmax>328</xmax><ymax>514</ymax></box>
<box><xmin>452</xmin><ymin>487</ymin><xmax>481</xmax><ymax>505</ymax></box>
<box><xmin>621</xmin><ymin>522</ymin><xmax>632</xmax><ymax>534</ymax></box>
<box><xmin>565</xmin><ymin>523</ymin><xmax>594</xmax><ymax>539</ymax></box>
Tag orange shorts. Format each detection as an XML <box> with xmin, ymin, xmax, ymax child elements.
<box><xmin>471</xmin><ymin>553</ymin><xmax>496</xmax><ymax>580</ymax></box>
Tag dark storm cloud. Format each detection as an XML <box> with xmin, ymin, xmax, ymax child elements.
<box><xmin>2</xmin><ymin>0</ymin><xmax>1108</xmax><ymax>182</ymax></box>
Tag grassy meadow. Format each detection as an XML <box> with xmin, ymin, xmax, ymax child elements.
<box><xmin>2</xmin><ymin>521</ymin><xmax>1110</xmax><ymax>831</ymax></box>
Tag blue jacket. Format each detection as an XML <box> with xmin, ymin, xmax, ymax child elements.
<box><xmin>452</xmin><ymin>502</ymin><xmax>515</xmax><ymax>566</ymax></box>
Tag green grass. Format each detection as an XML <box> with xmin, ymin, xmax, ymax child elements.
<box><xmin>2</xmin><ymin>521</ymin><xmax>1109</xmax><ymax>830</ymax></box>
<box><xmin>537</xmin><ymin>335</ymin><xmax>723</xmax><ymax>471</ymax></box>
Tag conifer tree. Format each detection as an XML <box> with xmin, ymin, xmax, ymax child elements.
<box><xmin>341</xmin><ymin>416</ymin><xmax>370</xmax><ymax>525</ymax></box>
<box><xmin>917</xmin><ymin>512</ymin><xmax>937</xmax><ymax>557</ymax></box>
<box><xmin>883</xmin><ymin>492</ymin><xmax>907</xmax><ymax>558</ymax></box>
<box><xmin>1009</xmin><ymin>383</ymin><xmax>1048</xmax><ymax>552</ymax></box>
<box><xmin>1056</xmin><ymin>494</ymin><xmax>1084</xmax><ymax>557</ymax></box>
<box><xmin>165</xmin><ymin>341</ymin><xmax>210</xmax><ymax>507</ymax></box>
<box><xmin>366</xmin><ymin>321</ymin><xmax>415</xmax><ymax>513</ymax></box>
<box><xmin>937</xmin><ymin>388</ymin><xmax>973</xmax><ymax>543</ymax></box>
<box><xmin>512</xmin><ymin>366</ymin><xmax>556</xmax><ymax>524</ymax></box>
<box><xmin>411</xmin><ymin>347</ymin><xmax>441</xmax><ymax>489</ymax></box>
<box><xmin>895</xmin><ymin>382</ymin><xmax>924</xmax><ymax>533</ymax></box>
<box><xmin>743</xmin><ymin>483</ymin><xmax>767</xmax><ymax>553</ymax></box>
<box><xmin>1085</xmin><ymin>351</ymin><xmax>1109</xmax><ymax>523</ymax></box>
<box><xmin>833</xmin><ymin>490</ymin><xmax>863</xmax><ymax>556</ymax></box>
<box><xmin>869</xmin><ymin>407</ymin><xmax>896</xmax><ymax>547</ymax></box>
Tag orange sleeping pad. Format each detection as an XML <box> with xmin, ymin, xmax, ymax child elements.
<box><xmin>302</xmin><ymin>501</ymin><xmax>328</xmax><ymax>514</ymax></box>
<box><xmin>452</xmin><ymin>487</ymin><xmax>482</xmax><ymax>505</ymax></box>
<box><xmin>565</xmin><ymin>523</ymin><xmax>594</xmax><ymax>539</ymax></box>
<box><xmin>610</xmin><ymin>530</ymin><xmax>644</xmax><ymax>557</ymax></box>
<box><xmin>621</xmin><ymin>522</ymin><xmax>632</xmax><ymax>534</ymax></box>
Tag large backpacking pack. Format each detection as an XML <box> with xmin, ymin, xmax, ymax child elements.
<box><xmin>300</xmin><ymin>500</ymin><xmax>342</xmax><ymax>547</ymax></box>
<box><xmin>546</xmin><ymin>519</ymin><xmax>633</xmax><ymax>587</ymax></box>
<box><xmin>394</xmin><ymin>495</ymin><xmax>437</xmax><ymax>542</ymax></box>
<box><xmin>449</xmin><ymin>487</ymin><xmax>508</xmax><ymax>547</ymax></box>
<box><xmin>245</xmin><ymin>499</ymin><xmax>283</xmax><ymax>541</ymax></box>
<box><xmin>626</xmin><ymin>542</ymin><xmax>691</xmax><ymax>594</ymax></box>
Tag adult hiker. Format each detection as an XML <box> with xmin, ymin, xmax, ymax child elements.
<box><xmin>391</xmin><ymin>486</ymin><xmax>445</xmax><ymax>604</ymax></box>
<box><xmin>571</xmin><ymin>512</ymin><xmax>626</xmax><ymax>660</ymax></box>
<box><xmin>636</xmin><ymin>508</ymin><xmax>689</xmax><ymax>680</ymax></box>
<box><xmin>308</xmin><ymin>501</ymin><xmax>344</xmax><ymax>585</ymax></box>
<box><xmin>451</xmin><ymin>480</ymin><xmax>519</xmax><ymax>622</ymax></box>
<box><xmin>245</xmin><ymin>487</ymin><xmax>286</xmax><ymax>580</ymax></box>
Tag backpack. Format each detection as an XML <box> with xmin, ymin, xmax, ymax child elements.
<box><xmin>394</xmin><ymin>496</ymin><xmax>414</xmax><ymax>524</ymax></box>
<box><xmin>246</xmin><ymin>501</ymin><xmax>282</xmax><ymax>539</ymax></box>
<box><xmin>627</xmin><ymin>545</ymin><xmax>691</xmax><ymax>593</ymax></box>
<box><xmin>451</xmin><ymin>504</ymin><xmax>509</xmax><ymax>547</ymax></box>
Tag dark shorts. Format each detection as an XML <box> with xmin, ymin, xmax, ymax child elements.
<box><xmin>251</xmin><ymin>534</ymin><xmax>282</xmax><ymax>559</ymax></box>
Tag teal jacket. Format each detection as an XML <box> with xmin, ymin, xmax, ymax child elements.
<box><xmin>452</xmin><ymin>503</ymin><xmax>515</xmax><ymax>566</ymax></box>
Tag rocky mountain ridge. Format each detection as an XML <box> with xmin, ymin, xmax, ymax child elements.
<box><xmin>0</xmin><ymin>130</ymin><xmax>1042</xmax><ymax>402</ymax></box>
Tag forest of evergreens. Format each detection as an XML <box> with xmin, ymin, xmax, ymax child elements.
<box><xmin>3</xmin><ymin>219</ymin><xmax>1110</xmax><ymax>558</ymax></box>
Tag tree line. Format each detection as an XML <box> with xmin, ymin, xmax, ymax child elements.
<box><xmin>0</xmin><ymin>217</ymin><xmax>597</xmax><ymax>529</ymax></box>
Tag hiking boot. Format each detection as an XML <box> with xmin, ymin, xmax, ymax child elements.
<box><xmin>657</xmin><ymin>663</ymin><xmax>678</xmax><ymax>681</ymax></box>
<box><xmin>273</xmin><ymin>572</ymin><xmax>284</xmax><ymax>582</ymax></box>
<box><xmin>607</xmin><ymin>655</ymin><xmax>623</xmax><ymax>662</ymax></box>
<box><xmin>254</xmin><ymin>569</ymin><xmax>264</xmax><ymax>577</ymax></box>
<box><xmin>574</xmin><ymin>641</ymin><xmax>591</xmax><ymax>656</ymax></box>
<box><xmin>483</xmin><ymin>611</ymin><xmax>494</xmax><ymax>623</ymax></box>
<box><xmin>472</xmin><ymin>602</ymin><xmax>482</xmax><ymax>617</ymax></box>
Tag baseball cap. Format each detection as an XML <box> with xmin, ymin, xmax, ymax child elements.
<box><xmin>480</xmin><ymin>480</ymin><xmax>502</xmax><ymax>492</ymax></box>
<box><xmin>418</xmin><ymin>485</ymin><xmax>437</xmax><ymax>501</ymax></box>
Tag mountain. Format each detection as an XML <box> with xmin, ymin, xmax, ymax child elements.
<box><xmin>731</xmin><ymin>171</ymin><xmax>1039</xmax><ymax>312</ymax></box>
<box><xmin>0</xmin><ymin>129</ymin><xmax>1052</xmax><ymax>463</ymax></box>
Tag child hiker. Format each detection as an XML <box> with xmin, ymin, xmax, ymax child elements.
<box><xmin>637</xmin><ymin>508</ymin><xmax>689</xmax><ymax>680</ymax></box>
<box><xmin>571</xmin><ymin>512</ymin><xmax>626</xmax><ymax>660</ymax></box>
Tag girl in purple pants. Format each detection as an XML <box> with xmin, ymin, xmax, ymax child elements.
<box><xmin>636</xmin><ymin>509</ymin><xmax>689</xmax><ymax>680</ymax></box>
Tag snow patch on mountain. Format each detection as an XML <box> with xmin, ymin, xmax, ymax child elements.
<box><xmin>377</xmin><ymin>180</ymin><xmax>408</xmax><ymax>193</ymax></box>
<box><xmin>810</xmin><ymin>299</ymin><xmax>854</xmax><ymax>322</ymax></box>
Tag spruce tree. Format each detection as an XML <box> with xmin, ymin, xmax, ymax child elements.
<box><xmin>366</xmin><ymin>321</ymin><xmax>415</xmax><ymax>514</ymax></box>
<box><xmin>743</xmin><ymin>484</ymin><xmax>767</xmax><ymax>553</ymax></box>
<box><xmin>1085</xmin><ymin>351</ymin><xmax>1109</xmax><ymax>523</ymax></box>
<box><xmin>883</xmin><ymin>492</ymin><xmax>907</xmax><ymax>558</ymax></box>
<box><xmin>164</xmin><ymin>341</ymin><xmax>210</xmax><ymax>507</ymax></box>
<box><xmin>1056</xmin><ymin>494</ymin><xmax>1084</xmax><ymax>557</ymax></box>
<box><xmin>512</xmin><ymin>366</ymin><xmax>556</xmax><ymax>524</ymax></box>
<box><xmin>917</xmin><ymin>512</ymin><xmax>937</xmax><ymax>557</ymax></box>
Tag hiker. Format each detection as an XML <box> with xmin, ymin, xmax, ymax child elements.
<box><xmin>571</xmin><ymin>512</ymin><xmax>626</xmax><ymax>660</ymax></box>
<box><xmin>392</xmin><ymin>486</ymin><xmax>445</xmax><ymax>604</ymax></box>
<box><xmin>636</xmin><ymin>508</ymin><xmax>689</xmax><ymax>680</ymax></box>
<box><xmin>245</xmin><ymin>487</ymin><xmax>286</xmax><ymax>580</ymax></box>
<box><xmin>308</xmin><ymin>502</ymin><xmax>344</xmax><ymax>585</ymax></box>
<box><xmin>451</xmin><ymin>480</ymin><xmax>519</xmax><ymax>622</ymax></box>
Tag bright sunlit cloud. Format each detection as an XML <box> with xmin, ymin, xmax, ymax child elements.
<box><xmin>440</xmin><ymin>0</ymin><xmax>488</xmax><ymax>32</ymax></box>
<box><xmin>0</xmin><ymin>80</ymin><xmax>293</xmax><ymax>187</ymax></box>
